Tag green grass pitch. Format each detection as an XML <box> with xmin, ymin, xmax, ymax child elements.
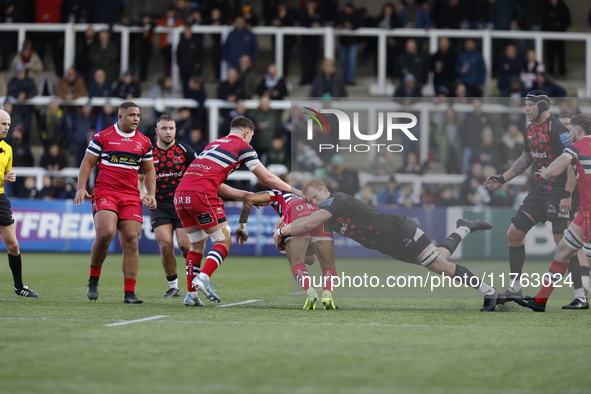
<box><xmin>1</xmin><ymin>253</ymin><xmax>591</xmax><ymax>394</ymax></box>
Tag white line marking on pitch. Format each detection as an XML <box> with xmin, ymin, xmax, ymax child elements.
<box><xmin>216</xmin><ymin>299</ymin><xmax>261</xmax><ymax>308</ymax></box>
<box><xmin>104</xmin><ymin>315</ymin><xmax>169</xmax><ymax>327</ymax></box>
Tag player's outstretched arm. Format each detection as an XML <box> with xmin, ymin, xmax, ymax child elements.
<box><xmin>536</xmin><ymin>155</ymin><xmax>571</xmax><ymax>181</ymax></box>
<box><xmin>236</xmin><ymin>192</ymin><xmax>271</xmax><ymax>245</ymax></box>
<box><xmin>140</xmin><ymin>160</ymin><xmax>157</xmax><ymax>210</ymax></box>
<box><xmin>274</xmin><ymin>210</ymin><xmax>333</xmax><ymax>246</ymax></box>
<box><xmin>251</xmin><ymin>164</ymin><xmax>302</xmax><ymax>196</ymax></box>
<box><xmin>218</xmin><ymin>183</ymin><xmax>252</xmax><ymax>200</ymax></box>
<box><xmin>484</xmin><ymin>151</ymin><xmax>533</xmax><ymax>191</ymax></box>
<box><xmin>74</xmin><ymin>152</ymin><xmax>99</xmax><ymax>206</ymax></box>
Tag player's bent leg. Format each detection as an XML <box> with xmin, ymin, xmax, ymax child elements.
<box><xmin>192</xmin><ymin>223</ymin><xmax>232</xmax><ymax>303</ymax></box>
<box><xmin>554</xmin><ymin>227</ymin><xmax>589</xmax><ymax>309</ymax></box>
<box><xmin>118</xmin><ymin>219</ymin><xmax>143</xmax><ymax>304</ymax></box>
<box><xmin>311</xmin><ymin>239</ymin><xmax>338</xmax><ymax>309</ymax></box>
<box><xmin>183</xmin><ymin>226</ymin><xmax>207</xmax><ymax>304</ymax></box>
<box><xmin>438</xmin><ymin>218</ymin><xmax>492</xmax><ymax>260</ymax></box>
<box><xmin>286</xmin><ymin>237</ymin><xmax>318</xmax><ymax>310</ymax></box>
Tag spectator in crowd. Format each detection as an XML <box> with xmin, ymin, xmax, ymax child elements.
<box><xmin>70</xmin><ymin>105</ymin><xmax>94</xmax><ymax>157</ymax></box>
<box><xmin>455</xmin><ymin>38</ymin><xmax>486</xmax><ymax>97</ymax></box>
<box><xmin>355</xmin><ymin>184</ymin><xmax>378</xmax><ymax>207</ymax></box>
<box><xmin>34</xmin><ymin>0</ymin><xmax>64</xmax><ymax>77</ymax></box>
<box><xmin>256</xmin><ymin>63</ymin><xmax>288</xmax><ymax>100</ymax></box>
<box><xmin>136</xmin><ymin>15</ymin><xmax>155</xmax><ymax>82</ymax></box>
<box><xmin>399</xmin><ymin>0</ymin><xmax>432</xmax><ymax>29</ymax></box>
<box><xmin>458</xmin><ymin>98</ymin><xmax>489</xmax><ymax>173</ymax></box>
<box><xmin>113</xmin><ymin>71</ymin><xmax>141</xmax><ymax>100</ymax></box>
<box><xmin>249</xmin><ymin>95</ymin><xmax>282</xmax><ymax>158</ymax></box>
<box><xmin>7</xmin><ymin>63</ymin><xmax>37</xmax><ymax>138</ymax></box>
<box><xmin>147</xmin><ymin>75</ymin><xmax>177</xmax><ymax>119</ymax></box>
<box><xmin>36</xmin><ymin>175</ymin><xmax>55</xmax><ymax>200</ymax></box>
<box><xmin>175</xmin><ymin>108</ymin><xmax>197</xmax><ymax>141</ymax></box>
<box><xmin>433</xmin><ymin>0</ymin><xmax>462</xmax><ymax>29</ymax></box>
<box><xmin>373</xmin><ymin>2</ymin><xmax>399</xmax><ymax>78</ymax></box>
<box><xmin>489</xmin><ymin>0</ymin><xmax>523</xmax><ymax>31</ymax></box>
<box><xmin>93</xmin><ymin>0</ymin><xmax>124</xmax><ymax>24</ymax></box>
<box><xmin>396</xmin><ymin>38</ymin><xmax>428</xmax><ymax>88</ymax></box>
<box><xmin>240</xmin><ymin>1</ymin><xmax>259</xmax><ymax>27</ymax></box>
<box><xmin>266</xmin><ymin>137</ymin><xmax>290</xmax><ymax>170</ymax></box>
<box><xmin>368</xmin><ymin>150</ymin><xmax>398</xmax><ymax>176</ymax></box>
<box><xmin>87</xmin><ymin>68</ymin><xmax>113</xmax><ymax>100</ymax></box>
<box><xmin>89</xmin><ymin>30</ymin><xmax>119</xmax><ymax>83</ymax></box>
<box><xmin>217</xmin><ymin>68</ymin><xmax>245</xmax><ymax>103</ymax></box>
<box><xmin>185</xmin><ymin>76</ymin><xmax>207</xmax><ymax>129</ymax></box>
<box><xmin>0</xmin><ymin>74</ymin><xmax>6</xmax><ymax>97</ymax></box>
<box><xmin>518</xmin><ymin>0</ymin><xmax>543</xmax><ymax>52</ymax></box>
<box><xmin>377</xmin><ymin>176</ymin><xmax>399</xmax><ymax>205</ymax></box>
<box><xmin>430</xmin><ymin>37</ymin><xmax>458</xmax><ymax>95</ymax></box>
<box><xmin>459</xmin><ymin>0</ymin><xmax>490</xmax><ymax>29</ymax></box>
<box><xmin>7</xmin><ymin>124</ymin><xmax>34</xmax><ymax>197</ymax></box>
<box><xmin>75</xmin><ymin>27</ymin><xmax>96</xmax><ymax>82</ymax></box>
<box><xmin>220</xmin><ymin>99</ymin><xmax>248</xmax><ymax>136</ymax></box>
<box><xmin>434</xmin><ymin>106</ymin><xmax>462</xmax><ymax>174</ymax></box>
<box><xmin>454</xmin><ymin>83</ymin><xmax>469</xmax><ymax>104</ymax></box>
<box><xmin>469</xmin><ymin>126</ymin><xmax>501</xmax><ymax>170</ymax></box>
<box><xmin>177</xmin><ymin>24</ymin><xmax>203</xmax><ymax>93</ymax></box>
<box><xmin>496</xmin><ymin>44</ymin><xmax>522</xmax><ymax>97</ymax></box>
<box><xmin>532</xmin><ymin>72</ymin><xmax>566</xmax><ymax>97</ymax></box>
<box><xmin>63</xmin><ymin>0</ymin><xmax>93</xmax><ymax>23</ymax></box>
<box><xmin>435</xmin><ymin>186</ymin><xmax>459</xmax><ymax>206</ymax></box>
<box><xmin>499</xmin><ymin>123</ymin><xmax>525</xmax><ymax>170</ymax></box>
<box><xmin>325</xmin><ymin>154</ymin><xmax>359</xmax><ymax>196</ymax></box>
<box><xmin>59</xmin><ymin>178</ymin><xmax>77</xmax><ymax>199</ymax></box>
<box><xmin>489</xmin><ymin>182</ymin><xmax>515</xmax><ymax>207</ymax></box>
<box><xmin>0</xmin><ymin>0</ymin><xmax>29</xmax><ymax>71</ymax></box>
<box><xmin>396</xmin><ymin>184</ymin><xmax>419</xmax><ymax>208</ymax></box>
<box><xmin>39</xmin><ymin>98</ymin><xmax>68</xmax><ymax>150</ymax></box>
<box><xmin>11</xmin><ymin>40</ymin><xmax>43</xmax><ymax>93</ymax></box>
<box><xmin>271</xmin><ymin>1</ymin><xmax>297</xmax><ymax>76</ymax></box>
<box><xmin>204</xmin><ymin>8</ymin><xmax>224</xmax><ymax>80</ymax></box>
<box><xmin>397</xmin><ymin>151</ymin><xmax>424</xmax><ymax>175</ymax></box>
<box><xmin>40</xmin><ymin>143</ymin><xmax>69</xmax><ymax>170</ymax></box>
<box><xmin>310</xmin><ymin>58</ymin><xmax>347</xmax><ymax>98</ymax></box>
<box><xmin>182</xmin><ymin>128</ymin><xmax>208</xmax><ymax>155</ymax></box>
<box><xmin>460</xmin><ymin>162</ymin><xmax>490</xmax><ymax>206</ymax></box>
<box><xmin>94</xmin><ymin>103</ymin><xmax>117</xmax><ymax>133</ymax></box>
<box><xmin>56</xmin><ymin>66</ymin><xmax>87</xmax><ymax>101</ymax></box>
<box><xmin>394</xmin><ymin>74</ymin><xmax>422</xmax><ymax>98</ymax></box>
<box><xmin>299</xmin><ymin>0</ymin><xmax>323</xmax><ymax>85</ymax></box>
<box><xmin>18</xmin><ymin>177</ymin><xmax>37</xmax><ymax>199</ymax></box>
<box><xmin>295</xmin><ymin>140</ymin><xmax>323</xmax><ymax>173</ymax></box>
<box><xmin>520</xmin><ymin>49</ymin><xmax>545</xmax><ymax>90</ymax></box>
<box><xmin>336</xmin><ymin>1</ymin><xmax>363</xmax><ymax>86</ymax></box>
<box><xmin>542</xmin><ymin>0</ymin><xmax>571</xmax><ymax>78</ymax></box>
<box><xmin>237</xmin><ymin>55</ymin><xmax>260</xmax><ymax>99</ymax></box>
<box><xmin>223</xmin><ymin>16</ymin><xmax>258</xmax><ymax>69</ymax></box>
<box><xmin>157</xmin><ymin>6</ymin><xmax>185</xmax><ymax>75</ymax></box>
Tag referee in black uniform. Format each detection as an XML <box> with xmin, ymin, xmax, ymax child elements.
<box><xmin>275</xmin><ymin>179</ymin><xmax>498</xmax><ymax>311</ymax></box>
<box><xmin>0</xmin><ymin>109</ymin><xmax>38</xmax><ymax>298</ymax></box>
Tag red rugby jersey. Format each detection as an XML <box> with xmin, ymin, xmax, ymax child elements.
<box><xmin>562</xmin><ymin>135</ymin><xmax>591</xmax><ymax>211</ymax></box>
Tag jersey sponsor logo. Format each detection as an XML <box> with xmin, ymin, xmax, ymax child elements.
<box><xmin>122</xmin><ymin>137</ymin><xmax>133</xmax><ymax>142</ymax></box>
<box><xmin>321</xmin><ymin>198</ymin><xmax>334</xmax><ymax>207</ymax></box>
<box><xmin>217</xmin><ymin>139</ymin><xmax>231</xmax><ymax>143</ymax></box>
<box><xmin>193</xmin><ymin>163</ymin><xmax>211</xmax><ymax>171</ymax></box>
<box><xmin>109</xmin><ymin>154</ymin><xmax>140</xmax><ymax>164</ymax></box>
<box><xmin>109</xmin><ymin>142</ymin><xmax>122</xmax><ymax>145</ymax></box>
<box><xmin>157</xmin><ymin>171</ymin><xmax>183</xmax><ymax>179</ymax></box>
<box><xmin>531</xmin><ymin>151</ymin><xmax>547</xmax><ymax>159</ymax></box>
<box><xmin>197</xmin><ymin>213</ymin><xmax>214</xmax><ymax>226</ymax></box>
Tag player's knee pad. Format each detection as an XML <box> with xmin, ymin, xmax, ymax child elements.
<box><xmin>563</xmin><ymin>228</ymin><xmax>584</xmax><ymax>251</ymax></box>
<box><xmin>419</xmin><ymin>246</ymin><xmax>440</xmax><ymax>267</ymax></box>
<box><xmin>187</xmin><ymin>229</ymin><xmax>207</xmax><ymax>243</ymax></box>
<box><xmin>209</xmin><ymin>225</ymin><xmax>231</xmax><ymax>243</ymax></box>
<box><xmin>511</xmin><ymin>210</ymin><xmax>536</xmax><ymax>234</ymax></box>
<box><xmin>551</xmin><ymin>219</ymin><xmax>569</xmax><ymax>235</ymax></box>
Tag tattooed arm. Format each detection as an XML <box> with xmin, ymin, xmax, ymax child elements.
<box><xmin>484</xmin><ymin>151</ymin><xmax>533</xmax><ymax>191</ymax></box>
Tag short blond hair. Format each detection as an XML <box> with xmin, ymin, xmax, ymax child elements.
<box><xmin>303</xmin><ymin>179</ymin><xmax>327</xmax><ymax>195</ymax></box>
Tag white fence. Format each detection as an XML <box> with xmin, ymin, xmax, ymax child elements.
<box><xmin>0</xmin><ymin>23</ymin><xmax>589</xmax><ymax>96</ymax></box>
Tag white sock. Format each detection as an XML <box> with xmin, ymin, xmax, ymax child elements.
<box><xmin>168</xmin><ymin>278</ymin><xmax>179</xmax><ymax>289</ymax></box>
<box><xmin>574</xmin><ymin>287</ymin><xmax>586</xmax><ymax>301</ymax></box>
<box><xmin>199</xmin><ymin>273</ymin><xmax>210</xmax><ymax>282</ymax></box>
<box><xmin>508</xmin><ymin>277</ymin><xmax>521</xmax><ymax>293</ymax></box>
<box><xmin>582</xmin><ymin>275</ymin><xmax>591</xmax><ymax>293</ymax></box>
<box><xmin>455</xmin><ymin>226</ymin><xmax>471</xmax><ymax>240</ymax></box>
<box><xmin>478</xmin><ymin>283</ymin><xmax>496</xmax><ymax>296</ymax></box>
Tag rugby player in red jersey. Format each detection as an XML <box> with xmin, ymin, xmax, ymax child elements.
<box><xmin>75</xmin><ymin>102</ymin><xmax>156</xmax><ymax>304</ymax></box>
<box><xmin>236</xmin><ymin>190</ymin><xmax>338</xmax><ymax>310</ymax></box>
<box><xmin>175</xmin><ymin>116</ymin><xmax>296</xmax><ymax>305</ymax></box>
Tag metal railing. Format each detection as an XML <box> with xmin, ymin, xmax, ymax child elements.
<box><xmin>0</xmin><ymin>23</ymin><xmax>589</xmax><ymax>96</ymax></box>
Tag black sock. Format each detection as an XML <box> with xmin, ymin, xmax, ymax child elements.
<box><xmin>438</xmin><ymin>233</ymin><xmax>462</xmax><ymax>256</ymax></box>
<box><xmin>166</xmin><ymin>274</ymin><xmax>178</xmax><ymax>282</ymax></box>
<box><xmin>453</xmin><ymin>264</ymin><xmax>480</xmax><ymax>289</ymax></box>
<box><xmin>581</xmin><ymin>266</ymin><xmax>591</xmax><ymax>277</ymax></box>
<box><xmin>509</xmin><ymin>245</ymin><xmax>526</xmax><ymax>280</ymax></box>
<box><xmin>568</xmin><ymin>255</ymin><xmax>583</xmax><ymax>289</ymax></box>
<box><xmin>8</xmin><ymin>253</ymin><xmax>23</xmax><ymax>288</ymax></box>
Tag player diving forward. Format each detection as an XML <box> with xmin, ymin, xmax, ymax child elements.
<box><xmin>236</xmin><ymin>190</ymin><xmax>338</xmax><ymax>310</ymax></box>
<box><xmin>274</xmin><ymin>180</ymin><xmax>498</xmax><ymax>311</ymax></box>
<box><xmin>516</xmin><ymin>115</ymin><xmax>591</xmax><ymax>311</ymax></box>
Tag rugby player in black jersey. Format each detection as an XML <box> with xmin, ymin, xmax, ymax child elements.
<box><xmin>484</xmin><ymin>90</ymin><xmax>588</xmax><ymax>309</ymax></box>
<box><xmin>274</xmin><ymin>180</ymin><xmax>498</xmax><ymax>311</ymax></box>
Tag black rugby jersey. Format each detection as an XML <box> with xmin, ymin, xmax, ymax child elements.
<box><xmin>524</xmin><ymin>115</ymin><xmax>571</xmax><ymax>193</ymax></box>
<box><xmin>152</xmin><ymin>140</ymin><xmax>197</xmax><ymax>202</ymax></box>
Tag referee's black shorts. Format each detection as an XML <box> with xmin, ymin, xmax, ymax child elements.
<box><xmin>0</xmin><ymin>193</ymin><xmax>15</xmax><ymax>226</ymax></box>
<box><xmin>150</xmin><ymin>201</ymin><xmax>182</xmax><ymax>230</ymax></box>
